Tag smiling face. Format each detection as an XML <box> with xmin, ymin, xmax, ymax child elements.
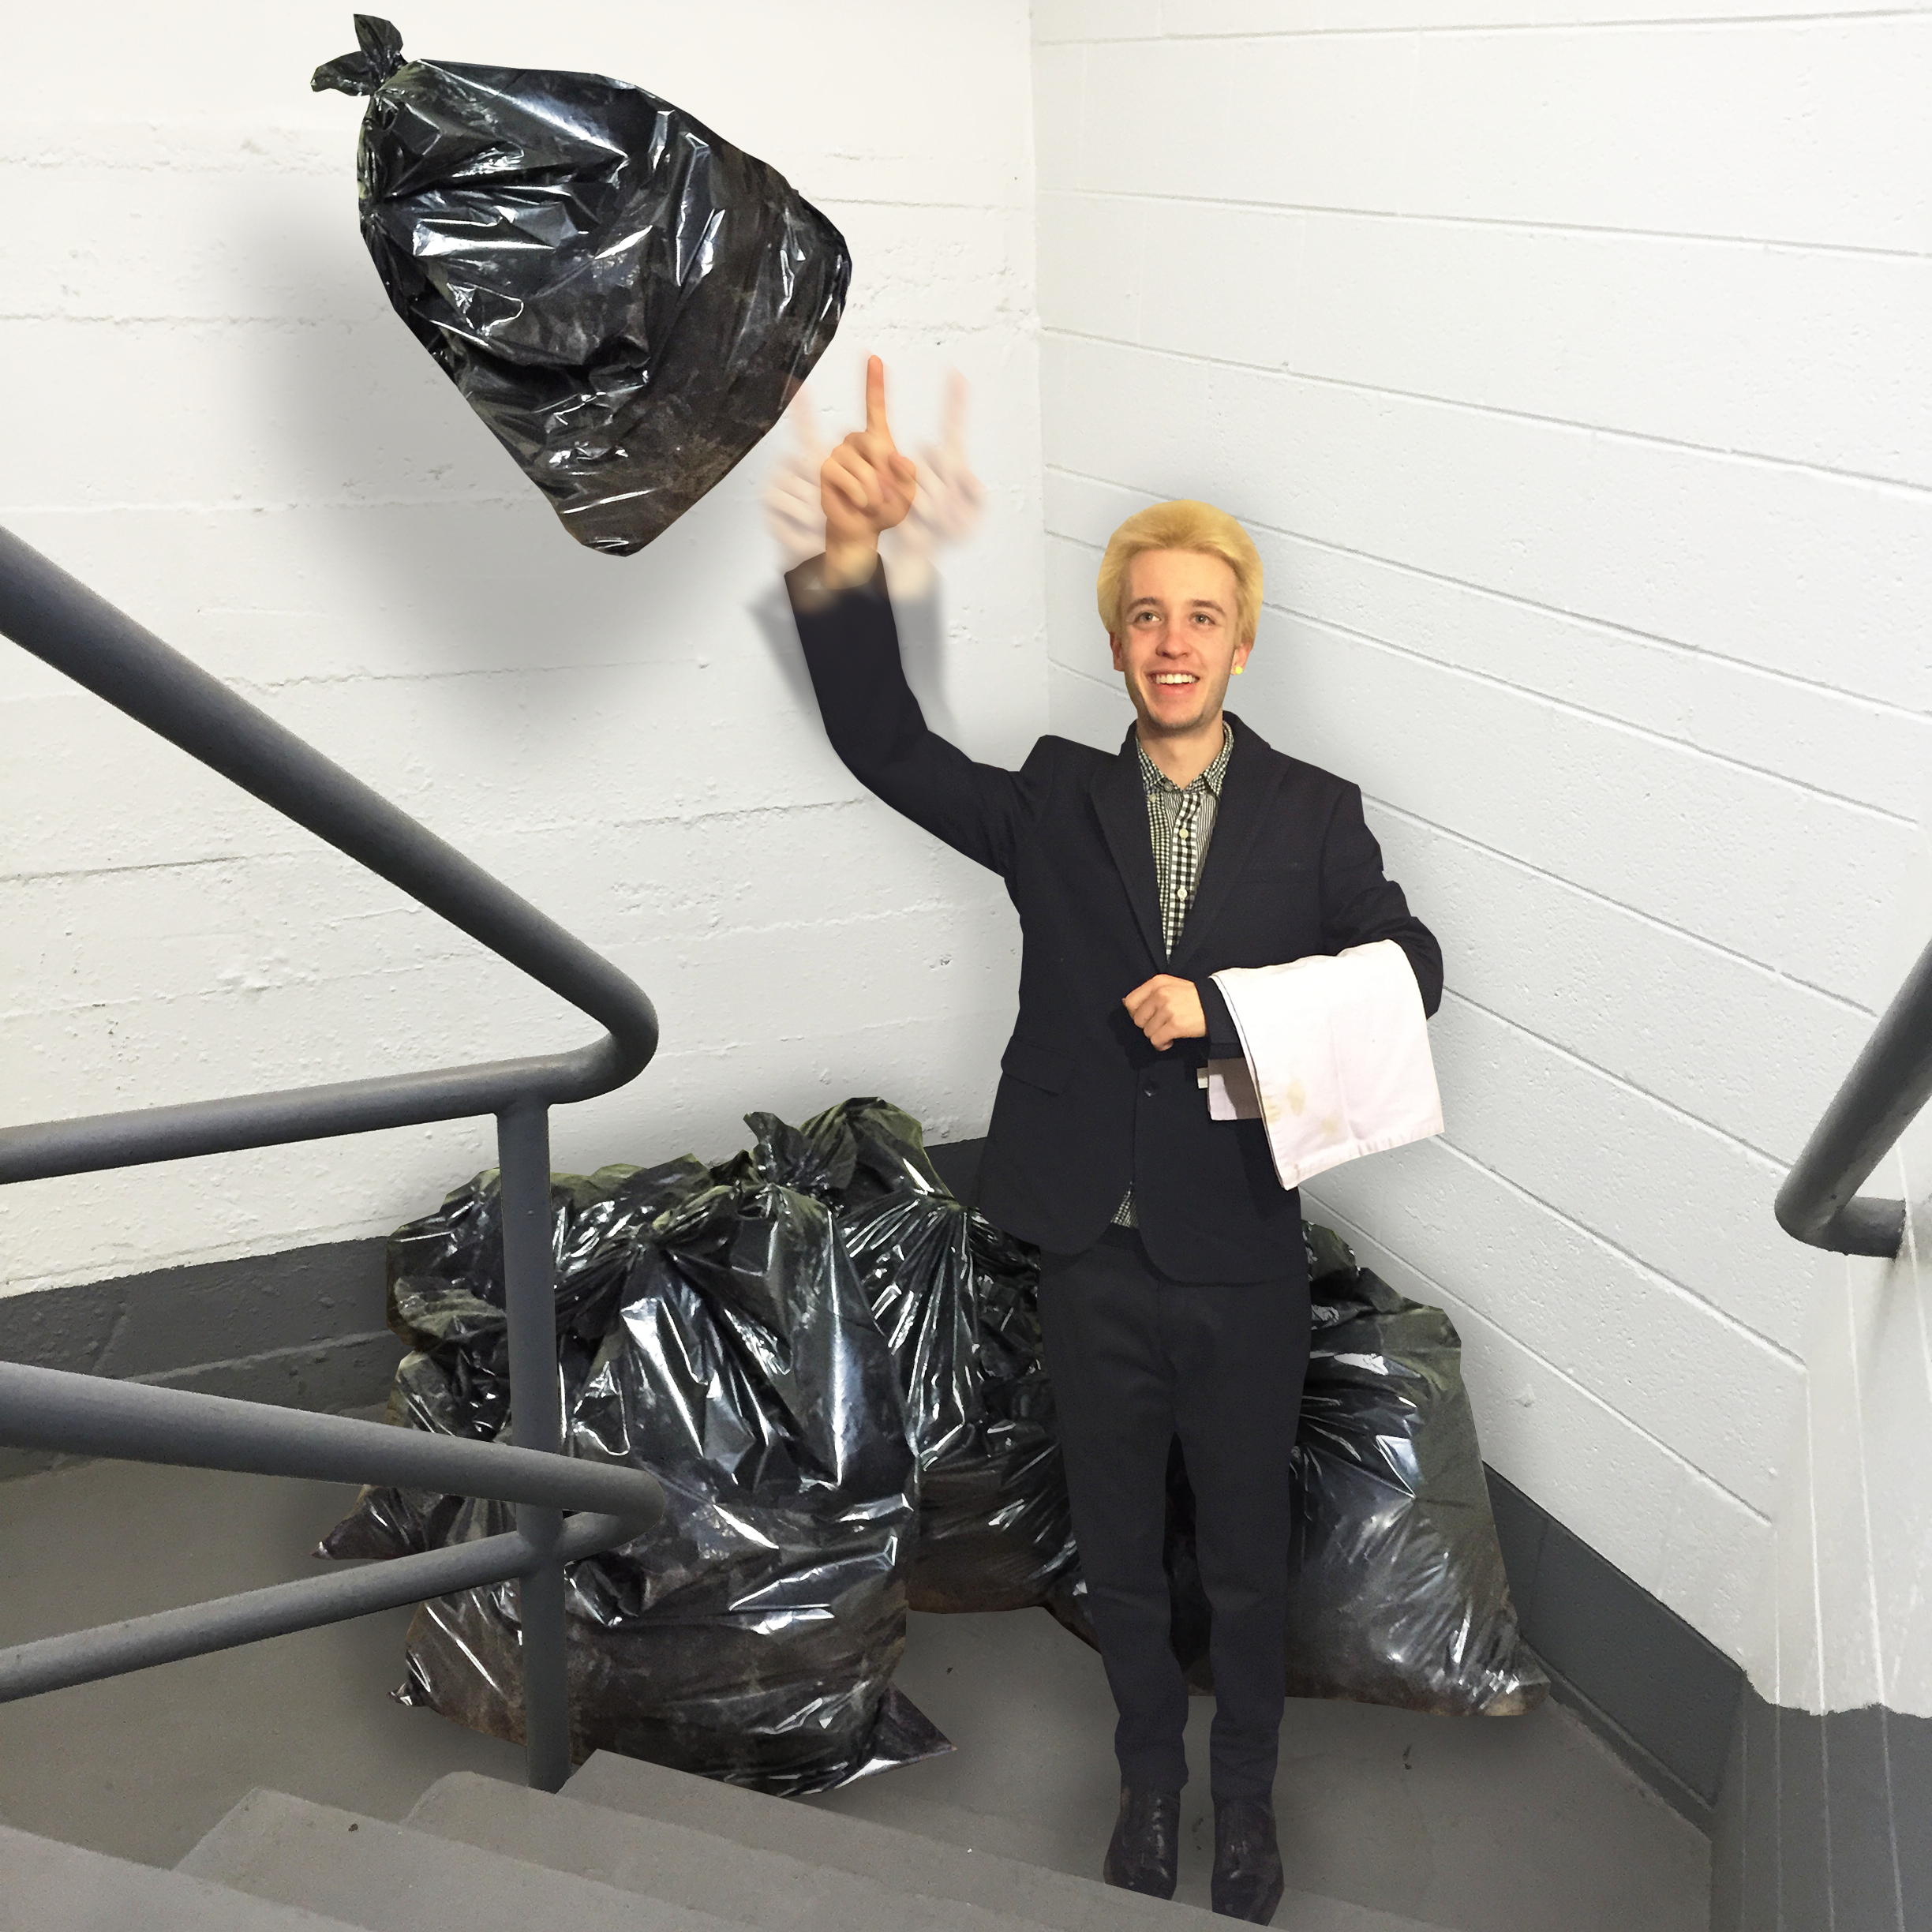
<box><xmin>1109</xmin><ymin>547</ymin><xmax>1253</xmax><ymax>740</ymax></box>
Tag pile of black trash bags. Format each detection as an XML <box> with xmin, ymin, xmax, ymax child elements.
<box><xmin>322</xmin><ymin>1098</ymin><xmax>1544</xmax><ymax>1792</ymax></box>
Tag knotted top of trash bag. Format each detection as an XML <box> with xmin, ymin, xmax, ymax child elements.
<box><xmin>314</xmin><ymin>16</ymin><xmax>850</xmax><ymax>555</ymax></box>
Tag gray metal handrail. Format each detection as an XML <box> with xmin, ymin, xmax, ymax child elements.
<box><xmin>0</xmin><ymin>1513</ymin><xmax>641</xmax><ymax>1705</ymax></box>
<box><xmin>0</xmin><ymin>1364</ymin><xmax>661</xmax><ymax>1702</ymax></box>
<box><xmin>1776</xmin><ymin>933</ymin><xmax>1932</xmax><ymax>1257</ymax></box>
<box><xmin>0</xmin><ymin>1363</ymin><xmax>659</xmax><ymax>1513</ymax></box>
<box><xmin>0</xmin><ymin>525</ymin><xmax>655</xmax><ymax>1183</ymax></box>
<box><xmin>0</xmin><ymin>523</ymin><xmax>662</xmax><ymax>1790</ymax></box>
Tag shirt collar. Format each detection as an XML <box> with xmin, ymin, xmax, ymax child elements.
<box><xmin>1136</xmin><ymin>720</ymin><xmax>1234</xmax><ymax>798</ymax></box>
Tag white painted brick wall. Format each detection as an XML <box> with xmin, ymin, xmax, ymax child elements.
<box><xmin>0</xmin><ymin>2</ymin><xmax>1046</xmax><ymax>1294</ymax></box>
<box><xmin>1032</xmin><ymin>3</ymin><xmax>1932</xmax><ymax>1675</ymax></box>
<box><xmin>9</xmin><ymin>0</ymin><xmax>1926</xmax><ymax>1701</ymax></box>
<box><xmin>1765</xmin><ymin>848</ymin><xmax>1932</xmax><ymax>1720</ymax></box>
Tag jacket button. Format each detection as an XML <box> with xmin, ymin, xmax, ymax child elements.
<box><xmin>1142</xmin><ymin>1080</ymin><xmax>1158</xmax><ymax>1099</ymax></box>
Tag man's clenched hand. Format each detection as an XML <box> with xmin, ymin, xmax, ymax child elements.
<box><xmin>1124</xmin><ymin>975</ymin><xmax>1207</xmax><ymax>1050</ymax></box>
<box><xmin>822</xmin><ymin>356</ymin><xmax>917</xmax><ymax>587</ymax></box>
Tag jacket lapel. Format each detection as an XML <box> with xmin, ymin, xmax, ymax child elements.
<box><xmin>1091</xmin><ymin>731</ymin><xmax>1164</xmax><ymax>968</ymax></box>
<box><xmin>1171</xmin><ymin>714</ymin><xmax>1285</xmax><ymax>973</ymax></box>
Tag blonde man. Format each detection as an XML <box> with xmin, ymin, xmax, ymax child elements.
<box><xmin>788</xmin><ymin>361</ymin><xmax>1440</xmax><ymax>1923</ymax></box>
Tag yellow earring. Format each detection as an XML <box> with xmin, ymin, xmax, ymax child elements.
<box><xmin>1232</xmin><ymin>663</ymin><xmax>1245</xmax><ymax>675</ymax></box>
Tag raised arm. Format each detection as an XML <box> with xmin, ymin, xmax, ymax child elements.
<box><xmin>788</xmin><ymin>358</ymin><xmax>1040</xmax><ymax>878</ymax></box>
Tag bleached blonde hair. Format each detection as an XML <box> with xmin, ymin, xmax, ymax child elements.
<box><xmin>1095</xmin><ymin>500</ymin><xmax>1264</xmax><ymax>645</ymax></box>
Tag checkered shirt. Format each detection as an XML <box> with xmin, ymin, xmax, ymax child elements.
<box><xmin>1114</xmin><ymin>722</ymin><xmax>1234</xmax><ymax>1227</ymax></box>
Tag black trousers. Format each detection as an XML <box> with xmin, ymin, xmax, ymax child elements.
<box><xmin>1039</xmin><ymin>1225</ymin><xmax>1310</xmax><ymax>1801</ymax></box>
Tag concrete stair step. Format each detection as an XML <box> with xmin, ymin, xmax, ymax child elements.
<box><xmin>406</xmin><ymin>1771</ymin><xmax>1061</xmax><ymax>1932</ymax></box>
<box><xmin>0</xmin><ymin>1818</ymin><xmax>365</xmax><ymax>1932</ymax></box>
<box><xmin>176</xmin><ymin>1788</ymin><xmax>754</xmax><ymax>1932</ymax></box>
<box><xmin>564</xmin><ymin>1750</ymin><xmax>1449</xmax><ymax>1932</ymax></box>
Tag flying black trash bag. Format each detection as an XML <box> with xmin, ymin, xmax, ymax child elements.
<box><xmin>788</xmin><ymin>1099</ymin><xmax>1079</xmax><ymax>1612</ymax></box>
<box><xmin>1047</xmin><ymin>1221</ymin><xmax>1547</xmax><ymax>1717</ymax></box>
<box><xmin>313</xmin><ymin>16</ymin><xmax>850</xmax><ymax>556</ymax></box>
<box><xmin>320</xmin><ymin>1130</ymin><xmax>943</xmax><ymax>1792</ymax></box>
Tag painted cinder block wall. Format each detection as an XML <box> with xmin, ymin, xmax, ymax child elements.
<box><xmin>0</xmin><ymin>2</ymin><xmax>1047</xmax><ymax>1297</ymax></box>
<box><xmin>10</xmin><ymin>0</ymin><xmax>1932</xmax><ymax>1752</ymax></box>
<box><xmin>1029</xmin><ymin>0</ymin><xmax>1932</xmax><ymax>1702</ymax></box>
<box><xmin>1765</xmin><ymin>844</ymin><xmax>1932</xmax><ymax>1727</ymax></box>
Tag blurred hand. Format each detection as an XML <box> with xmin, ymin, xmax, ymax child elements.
<box><xmin>822</xmin><ymin>356</ymin><xmax>917</xmax><ymax>587</ymax></box>
<box><xmin>904</xmin><ymin>370</ymin><xmax>984</xmax><ymax>550</ymax></box>
<box><xmin>766</xmin><ymin>365</ymin><xmax>981</xmax><ymax>595</ymax></box>
<box><xmin>763</xmin><ymin>389</ymin><xmax>830</xmax><ymax>571</ymax></box>
<box><xmin>1124</xmin><ymin>974</ymin><xmax>1206</xmax><ymax>1050</ymax></box>
<box><xmin>887</xmin><ymin>369</ymin><xmax>984</xmax><ymax>598</ymax></box>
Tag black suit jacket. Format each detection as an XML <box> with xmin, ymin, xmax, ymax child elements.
<box><xmin>790</xmin><ymin>563</ymin><xmax>1443</xmax><ymax>1282</ymax></box>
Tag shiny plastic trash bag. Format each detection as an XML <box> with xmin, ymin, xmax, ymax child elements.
<box><xmin>313</xmin><ymin>16</ymin><xmax>849</xmax><ymax>555</ymax></box>
<box><xmin>320</xmin><ymin>1128</ymin><xmax>942</xmax><ymax>1792</ymax></box>
<box><xmin>798</xmin><ymin>1099</ymin><xmax>1079</xmax><ymax>1612</ymax></box>
<box><xmin>319</xmin><ymin>1160</ymin><xmax>687</xmax><ymax>1562</ymax></box>
<box><xmin>1048</xmin><ymin>1222</ymin><xmax>1547</xmax><ymax>1717</ymax></box>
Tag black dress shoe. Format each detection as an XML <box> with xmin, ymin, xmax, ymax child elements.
<box><xmin>1211</xmin><ymin>1795</ymin><xmax>1285</xmax><ymax>1923</ymax></box>
<box><xmin>1103</xmin><ymin>1786</ymin><xmax>1181</xmax><ymax>1898</ymax></box>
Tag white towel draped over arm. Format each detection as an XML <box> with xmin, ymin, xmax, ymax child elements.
<box><xmin>1202</xmin><ymin>939</ymin><xmax>1443</xmax><ymax>1189</ymax></box>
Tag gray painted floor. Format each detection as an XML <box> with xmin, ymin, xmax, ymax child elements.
<box><xmin>805</xmin><ymin>1608</ymin><xmax>1709</xmax><ymax>1932</ymax></box>
<box><xmin>0</xmin><ymin>1458</ymin><xmax>1708</xmax><ymax>1931</ymax></box>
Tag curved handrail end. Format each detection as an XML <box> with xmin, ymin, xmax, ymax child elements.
<box><xmin>1774</xmin><ymin>1181</ymin><xmax>1905</xmax><ymax>1259</ymax></box>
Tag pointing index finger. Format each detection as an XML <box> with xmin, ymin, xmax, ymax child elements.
<box><xmin>864</xmin><ymin>354</ymin><xmax>889</xmax><ymax>440</ymax></box>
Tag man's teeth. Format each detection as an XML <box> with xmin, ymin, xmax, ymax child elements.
<box><xmin>1152</xmin><ymin>674</ymin><xmax>1197</xmax><ymax>684</ymax></box>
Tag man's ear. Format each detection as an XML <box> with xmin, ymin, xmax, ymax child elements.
<box><xmin>1109</xmin><ymin>631</ymin><xmax>1127</xmax><ymax>671</ymax></box>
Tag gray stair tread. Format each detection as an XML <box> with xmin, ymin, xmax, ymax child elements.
<box><xmin>0</xmin><ymin>1819</ymin><xmax>364</xmax><ymax>1932</ymax></box>
<box><xmin>565</xmin><ymin>1750</ymin><xmax>1447</xmax><ymax>1932</ymax></box>
<box><xmin>177</xmin><ymin>1789</ymin><xmax>754</xmax><ymax>1932</ymax></box>
<box><xmin>408</xmin><ymin>1773</ymin><xmax>1060</xmax><ymax>1932</ymax></box>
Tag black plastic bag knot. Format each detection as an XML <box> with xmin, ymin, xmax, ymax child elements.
<box><xmin>311</xmin><ymin>14</ymin><xmax>405</xmax><ymax>97</ymax></box>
